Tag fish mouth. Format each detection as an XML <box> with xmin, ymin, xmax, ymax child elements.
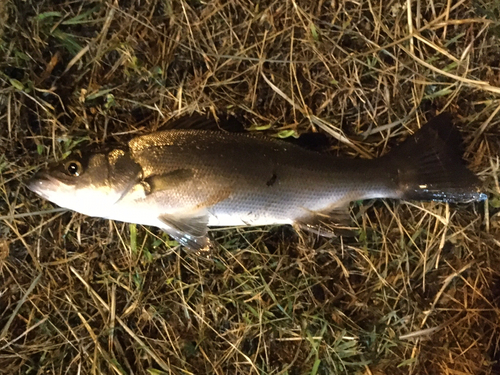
<box><xmin>27</xmin><ymin>171</ymin><xmax>63</xmax><ymax>198</ymax></box>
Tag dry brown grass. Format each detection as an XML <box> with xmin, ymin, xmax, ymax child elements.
<box><xmin>1</xmin><ymin>0</ymin><xmax>500</xmax><ymax>374</ymax></box>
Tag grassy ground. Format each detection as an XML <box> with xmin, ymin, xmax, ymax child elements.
<box><xmin>1</xmin><ymin>0</ymin><xmax>500</xmax><ymax>374</ymax></box>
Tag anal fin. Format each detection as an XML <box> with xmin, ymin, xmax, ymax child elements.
<box><xmin>294</xmin><ymin>206</ymin><xmax>358</xmax><ymax>238</ymax></box>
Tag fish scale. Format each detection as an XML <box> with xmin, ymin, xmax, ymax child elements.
<box><xmin>130</xmin><ymin>129</ymin><xmax>393</xmax><ymax>218</ymax></box>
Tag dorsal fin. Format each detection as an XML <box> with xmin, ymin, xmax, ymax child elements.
<box><xmin>160</xmin><ymin>113</ymin><xmax>331</xmax><ymax>152</ymax></box>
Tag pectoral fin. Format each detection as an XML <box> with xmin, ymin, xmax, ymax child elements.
<box><xmin>143</xmin><ymin>169</ymin><xmax>195</xmax><ymax>195</ymax></box>
<box><xmin>158</xmin><ymin>211</ymin><xmax>210</xmax><ymax>251</ymax></box>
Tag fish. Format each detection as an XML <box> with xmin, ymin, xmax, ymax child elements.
<box><xmin>27</xmin><ymin>112</ymin><xmax>486</xmax><ymax>250</ymax></box>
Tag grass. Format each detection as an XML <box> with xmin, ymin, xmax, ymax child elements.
<box><xmin>1</xmin><ymin>0</ymin><xmax>500</xmax><ymax>374</ymax></box>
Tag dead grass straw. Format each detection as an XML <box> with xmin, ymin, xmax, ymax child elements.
<box><xmin>1</xmin><ymin>0</ymin><xmax>500</xmax><ymax>374</ymax></box>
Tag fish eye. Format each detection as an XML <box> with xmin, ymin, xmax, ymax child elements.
<box><xmin>65</xmin><ymin>161</ymin><xmax>82</xmax><ymax>176</ymax></box>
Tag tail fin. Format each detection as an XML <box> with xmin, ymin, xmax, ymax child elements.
<box><xmin>385</xmin><ymin>113</ymin><xmax>486</xmax><ymax>203</ymax></box>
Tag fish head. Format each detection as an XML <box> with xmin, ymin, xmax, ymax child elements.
<box><xmin>28</xmin><ymin>148</ymin><xmax>142</xmax><ymax>217</ymax></box>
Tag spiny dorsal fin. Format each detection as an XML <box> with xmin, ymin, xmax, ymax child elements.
<box><xmin>158</xmin><ymin>113</ymin><xmax>331</xmax><ymax>152</ymax></box>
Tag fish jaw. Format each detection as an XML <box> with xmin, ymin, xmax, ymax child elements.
<box><xmin>27</xmin><ymin>171</ymin><xmax>76</xmax><ymax>205</ymax></box>
<box><xmin>28</xmin><ymin>171</ymin><xmax>123</xmax><ymax>218</ymax></box>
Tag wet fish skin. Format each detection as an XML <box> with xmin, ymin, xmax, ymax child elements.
<box><xmin>28</xmin><ymin>113</ymin><xmax>485</xmax><ymax>250</ymax></box>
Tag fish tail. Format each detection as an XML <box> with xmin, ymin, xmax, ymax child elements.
<box><xmin>384</xmin><ymin>112</ymin><xmax>486</xmax><ymax>203</ymax></box>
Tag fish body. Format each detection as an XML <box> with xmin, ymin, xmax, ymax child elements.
<box><xmin>28</xmin><ymin>113</ymin><xmax>486</xmax><ymax>250</ymax></box>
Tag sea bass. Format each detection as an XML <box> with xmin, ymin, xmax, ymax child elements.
<box><xmin>28</xmin><ymin>113</ymin><xmax>486</xmax><ymax>250</ymax></box>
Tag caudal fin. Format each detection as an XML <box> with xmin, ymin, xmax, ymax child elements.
<box><xmin>385</xmin><ymin>112</ymin><xmax>486</xmax><ymax>203</ymax></box>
